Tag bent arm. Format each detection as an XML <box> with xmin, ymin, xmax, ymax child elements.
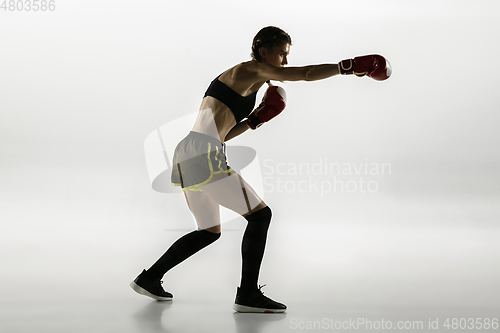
<box><xmin>224</xmin><ymin>120</ymin><xmax>250</xmax><ymax>142</ymax></box>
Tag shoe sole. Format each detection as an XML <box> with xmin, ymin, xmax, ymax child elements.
<box><xmin>130</xmin><ymin>281</ymin><xmax>173</xmax><ymax>301</ymax></box>
<box><xmin>232</xmin><ymin>303</ymin><xmax>286</xmax><ymax>313</ymax></box>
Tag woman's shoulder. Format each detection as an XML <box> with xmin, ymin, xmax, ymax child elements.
<box><xmin>219</xmin><ymin>61</ymin><xmax>265</xmax><ymax>95</ymax></box>
<box><xmin>220</xmin><ymin>61</ymin><xmax>257</xmax><ymax>83</ymax></box>
<box><xmin>227</xmin><ymin>61</ymin><xmax>257</xmax><ymax>77</ymax></box>
<box><xmin>228</xmin><ymin>60</ymin><xmax>270</xmax><ymax>84</ymax></box>
<box><xmin>230</xmin><ymin>60</ymin><xmax>284</xmax><ymax>81</ymax></box>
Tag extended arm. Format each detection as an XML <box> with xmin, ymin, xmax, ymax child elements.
<box><xmin>302</xmin><ymin>64</ymin><xmax>340</xmax><ymax>81</ymax></box>
<box><xmin>252</xmin><ymin>55</ymin><xmax>391</xmax><ymax>82</ymax></box>
<box><xmin>253</xmin><ymin>63</ymin><xmax>340</xmax><ymax>82</ymax></box>
<box><xmin>223</xmin><ymin>54</ymin><xmax>391</xmax><ymax>138</ymax></box>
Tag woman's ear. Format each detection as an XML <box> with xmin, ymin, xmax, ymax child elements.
<box><xmin>259</xmin><ymin>47</ymin><xmax>267</xmax><ymax>61</ymax></box>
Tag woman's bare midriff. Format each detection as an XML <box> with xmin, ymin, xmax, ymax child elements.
<box><xmin>191</xmin><ymin>96</ymin><xmax>237</xmax><ymax>144</ymax></box>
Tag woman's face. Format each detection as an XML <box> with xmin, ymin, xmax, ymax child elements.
<box><xmin>261</xmin><ymin>43</ymin><xmax>290</xmax><ymax>67</ymax></box>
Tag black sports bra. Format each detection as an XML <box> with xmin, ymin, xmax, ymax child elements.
<box><xmin>203</xmin><ymin>74</ymin><xmax>257</xmax><ymax>123</ymax></box>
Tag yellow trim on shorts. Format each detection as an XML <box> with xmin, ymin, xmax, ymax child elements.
<box><xmin>171</xmin><ymin>142</ymin><xmax>232</xmax><ymax>192</ymax></box>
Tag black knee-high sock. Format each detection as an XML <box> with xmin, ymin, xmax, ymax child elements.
<box><xmin>240</xmin><ymin>206</ymin><xmax>272</xmax><ymax>291</ymax></box>
<box><xmin>145</xmin><ymin>229</ymin><xmax>220</xmax><ymax>280</ymax></box>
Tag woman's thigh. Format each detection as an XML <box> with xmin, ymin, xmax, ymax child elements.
<box><xmin>184</xmin><ymin>190</ymin><xmax>221</xmax><ymax>233</ymax></box>
<box><xmin>193</xmin><ymin>170</ymin><xmax>267</xmax><ymax>217</ymax></box>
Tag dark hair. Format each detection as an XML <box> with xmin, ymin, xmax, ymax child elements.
<box><xmin>251</xmin><ymin>26</ymin><xmax>292</xmax><ymax>62</ymax></box>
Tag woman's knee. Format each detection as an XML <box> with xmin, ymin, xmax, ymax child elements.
<box><xmin>202</xmin><ymin>225</ymin><xmax>221</xmax><ymax>234</ymax></box>
<box><xmin>242</xmin><ymin>201</ymin><xmax>269</xmax><ymax>218</ymax></box>
<box><xmin>198</xmin><ymin>228</ymin><xmax>221</xmax><ymax>242</ymax></box>
<box><xmin>244</xmin><ymin>205</ymin><xmax>272</xmax><ymax>223</ymax></box>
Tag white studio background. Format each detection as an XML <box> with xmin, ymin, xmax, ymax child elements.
<box><xmin>1</xmin><ymin>0</ymin><xmax>499</xmax><ymax>332</ymax></box>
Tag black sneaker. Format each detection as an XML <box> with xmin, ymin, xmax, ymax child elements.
<box><xmin>130</xmin><ymin>269</ymin><xmax>173</xmax><ymax>301</ymax></box>
<box><xmin>232</xmin><ymin>284</ymin><xmax>286</xmax><ymax>313</ymax></box>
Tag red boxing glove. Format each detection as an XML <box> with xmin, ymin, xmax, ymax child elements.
<box><xmin>247</xmin><ymin>86</ymin><xmax>287</xmax><ymax>130</ymax></box>
<box><xmin>338</xmin><ymin>54</ymin><xmax>392</xmax><ymax>81</ymax></box>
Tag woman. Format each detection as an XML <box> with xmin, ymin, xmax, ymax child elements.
<box><xmin>130</xmin><ymin>26</ymin><xmax>391</xmax><ymax>313</ymax></box>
